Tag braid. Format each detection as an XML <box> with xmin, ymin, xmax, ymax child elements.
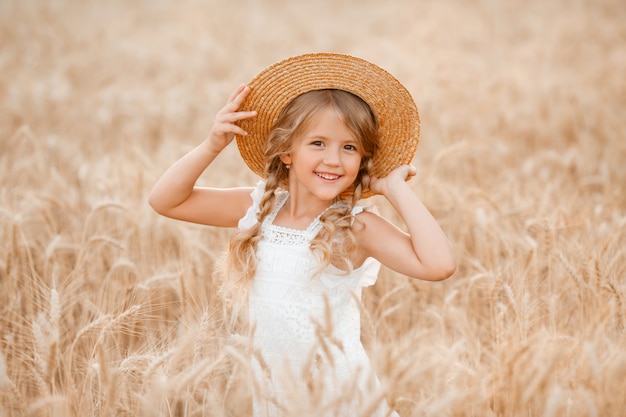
<box><xmin>255</xmin><ymin>172</ymin><xmax>281</xmax><ymax>226</ymax></box>
<box><xmin>310</xmin><ymin>203</ymin><xmax>356</xmax><ymax>275</ymax></box>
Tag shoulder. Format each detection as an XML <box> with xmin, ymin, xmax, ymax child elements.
<box><xmin>351</xmin><ymin>206</ymin><xmax>379</xmax><ymax>241</ymax></box>
<box><xmin>353</xmin><ymin>206</ymin><xmax>404</xmax><ymax>249</ymax></box>
<box><xmin>352</xmin><ymin>204</ymin><xmax>382</xmax><ymax>225</ymax></box>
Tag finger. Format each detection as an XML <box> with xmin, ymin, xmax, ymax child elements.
<box><xmin>226</xmin><ymin>84</ymin><xmax>246</xmax><ymax>103</ymax></box>
<box><xmin>214</xmin><ymin>123</ymin><xmax>249</xmax><ymax>138</ymax></box>
<box><xmin>221</xmin><ymin>86</ymin><xmax>252</xmax><ymax>114</ymax></box>
<box><xmin>231</xmin><ymin>126</ymin><xmax>249</xmax><ymax>137</ymax></box>
<box><xmin>232</xmin><ymin>85</ymin><xmax>251</xmax><ymax>107</ymax></box>
<box><xmin>216</xmin><ymin>110</ymin><xmax>257</xmax><ymax>124</ymax></box>
<box><xmin>404</xmin><ymin>165</ymin><xmax>417</xmax><ymax>180</ymax></box>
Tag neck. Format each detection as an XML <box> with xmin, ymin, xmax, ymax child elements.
<box><xmin>273</xmin><ymin>189</ymin><xmax>334</xmax><ymax>230</ymax></box>
<box><xmin>284</xmin><ymin>197</ymin><xmax>331</xmax><ymax>219</ymax></box>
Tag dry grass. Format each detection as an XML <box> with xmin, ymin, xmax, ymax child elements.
<box><xmin>1</xmin><ymin>0</ymin><xmax>625</xmax><ymax>415</ymax></box>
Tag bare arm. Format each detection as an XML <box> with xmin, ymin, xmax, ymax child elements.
<box><xmin>148</xmin><ymin>84</ymin><xmax>258</xmax><ymax>227</ymax></box>
<box><xmin>356</xmin><ymin>165</ymin><xmax>456</xmax><ymax>281</ymax></box>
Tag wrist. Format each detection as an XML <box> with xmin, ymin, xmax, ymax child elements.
<box><xmin>382</xmin><ymin>177</ymin><xmax>409</xmax><ymax>199</ymax></box>
<box><xmin>200</xmin><ymin>137</ymin><xmax>226</xmax><ymax>156</ymax></box>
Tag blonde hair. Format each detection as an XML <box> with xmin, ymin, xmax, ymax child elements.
<box><xmin>221</xmin><ymin>89</ymin><xmax>378</xmax><ymax>302</ymax></box>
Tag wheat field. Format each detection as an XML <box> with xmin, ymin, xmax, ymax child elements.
<box><xmin>1</xmin><ymin>0</ymin><xmax>625</xmax><ymax>416</ymax></box>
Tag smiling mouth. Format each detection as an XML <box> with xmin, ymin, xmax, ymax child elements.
<box><xmin>315</xmin><ymin>172</ymin><xmax>341</xmax><ymax>181</ymax></box>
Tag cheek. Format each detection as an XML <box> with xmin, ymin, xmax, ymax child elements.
<box><xmin>348</xmin><ymin>156</ymin><xmax>363</xmax><ymax>174</ymax></box>
<box><xmin>355</xmin><ymin>155</ymin><xmax>366</xmax><ymax>170</ymax></box>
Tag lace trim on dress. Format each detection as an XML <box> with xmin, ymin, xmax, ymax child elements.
<box><xmin>262</xmin><ymin>226</ymin><xmax>310</xmax><ymax>246</ymax></box>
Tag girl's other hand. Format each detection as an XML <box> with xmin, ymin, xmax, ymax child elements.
<box><xmin>369</xmin><ymin>164</ymin><xmax>417</xmax><ymax>196</ymax></box>
<box><xmin>206</xmin><ymin>84</ymin><xmax>257</xmax><ymax>153</ymax></box>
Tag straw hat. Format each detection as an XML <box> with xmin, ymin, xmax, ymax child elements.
<box><xmin>236</xmin><ymin>52</ymin><xmax>420</xmax><ymax>195</ymax></box>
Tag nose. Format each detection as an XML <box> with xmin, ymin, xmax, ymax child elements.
<box><xmin>323</xmin><ymin>147</ymin><xmax>341</xmax><ymax>166</ymax></box>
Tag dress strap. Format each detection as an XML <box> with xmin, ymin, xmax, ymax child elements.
<box><xmin>263</xmin><ymin>191</ymin><xmax>289</xmax><ymax>227</ymax></box>
<box><xmin>237</xmin><ymin>181</ymin><xmax>265</xmax><ymax>230</ymax></box>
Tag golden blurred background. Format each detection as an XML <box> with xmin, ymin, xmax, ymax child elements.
<box><xmin>1</xmin><ymin>0</ymin><xmax>625</xmax><ymax>415</ymax></box>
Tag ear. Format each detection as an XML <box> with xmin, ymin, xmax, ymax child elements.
<box><xmin>279</xmin><ymin>154</ymin><xmax>292</xmax><ymax>165</ymax></box>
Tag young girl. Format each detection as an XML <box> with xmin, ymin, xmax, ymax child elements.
<box><xmin>149</xmin><ymin>53</ymin><xmax>455</xmax><ymax>416</ymax></box>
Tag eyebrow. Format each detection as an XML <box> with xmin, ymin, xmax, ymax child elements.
<box><xmin>304</xmin><ymin>134</ymin><xmax>358</xmax><ymax>143</ymax></box>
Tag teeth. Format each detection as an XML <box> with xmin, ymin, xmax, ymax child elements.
<box><xmin>317</xmin><ymin>173</ymin><xmax>339</xmax><ymax>180</ymax></box>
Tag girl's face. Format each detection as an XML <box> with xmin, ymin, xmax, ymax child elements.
<box><xmin>280</xmin><ymin>106</ymin><xmax>363</xmax><ymax>202</ymax></box>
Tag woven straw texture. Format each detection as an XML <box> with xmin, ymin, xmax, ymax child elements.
<box><xmin>236</xmin><ymin>53</ymin><xmax>420</xmax><ymax>193</ymax></box>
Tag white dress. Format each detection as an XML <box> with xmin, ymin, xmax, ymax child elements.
<box><xmin>238</xmin><ymin>182</ymin><xmax>399</xmax><ymax>417</ymax></box>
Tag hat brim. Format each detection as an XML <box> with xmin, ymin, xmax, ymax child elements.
<box><xmin>236</xmin><ymin>52</ymin><xmax>420</xmax><ymax>197</ymax></box>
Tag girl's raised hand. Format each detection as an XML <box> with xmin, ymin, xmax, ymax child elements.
<box><xmin>206</xmin><ymin>84</ymin><xmax>257</xmax><ymax>152</ymax></box>
<box><xmin>369</xmin><ymin>164</ymin><xmax>417</xmax><ymax>196</ymax></box>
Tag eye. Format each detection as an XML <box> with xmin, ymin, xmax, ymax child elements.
<box><xmin>311</xmin><ymin>140</ymin><xmax>324</xmax><ymax>147</ymax></box>
<box><xmin>344</xmin><ymin>144</ymin><xmax>358</xmax><ymax>151</ymax></box>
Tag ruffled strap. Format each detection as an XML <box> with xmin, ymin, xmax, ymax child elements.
<box><xmin>357</xmin><ymin>256</ymin><xmax>381</xmax><ymax>287</ymax></box>
<box><xmin>350</xmin><ymin>205</ymin><xmax>366</xmax><ymax>217</ymax></box>
<box><xmin>319</xmin><ymin>256</ymin><xmax>381</xmax><ymax>289</ymax></box>
<box><xmin>237</xmin><ymin>181</ymin><xmax>265</xmax><ymax>230</ymax></box>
